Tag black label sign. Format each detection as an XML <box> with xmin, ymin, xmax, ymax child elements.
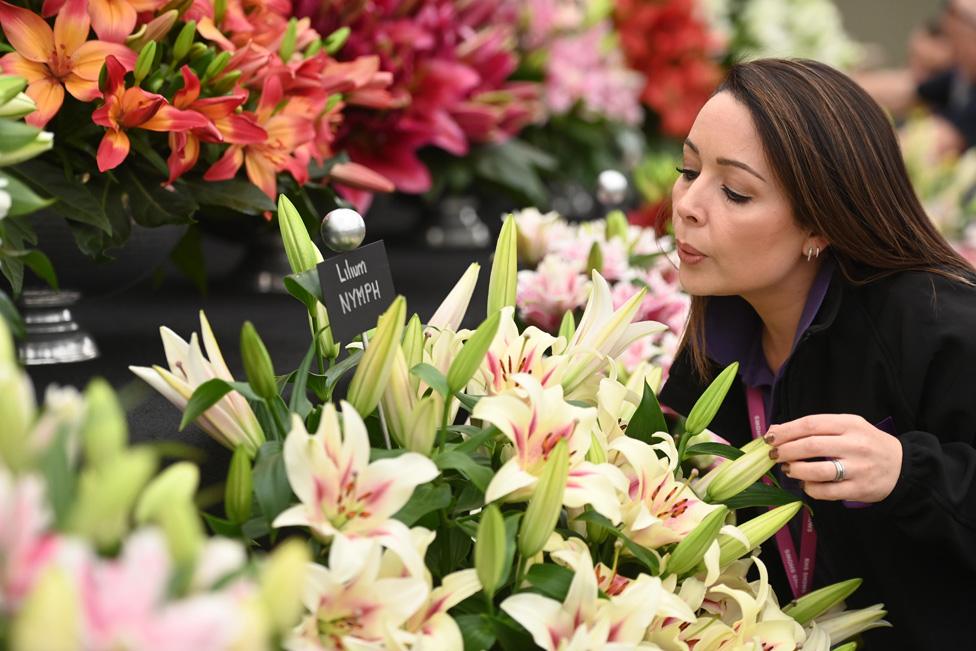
<box><xmin>318</xmin><ymin>241</ymin><xmax>396</xmax><ymax>343</ymax></box>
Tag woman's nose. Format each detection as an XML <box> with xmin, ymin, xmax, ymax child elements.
<box><xmin>674</xmin><ymin>183</ymin><xmax>704</xmax><ymax>225</ymax></box>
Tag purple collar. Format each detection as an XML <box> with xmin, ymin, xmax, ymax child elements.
<box><xmin>705</xmin><ymin>256</ymin><xmax>836</xmax><ymax>389</ymax></box>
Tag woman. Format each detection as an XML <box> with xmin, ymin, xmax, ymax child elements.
<box><xmin>659</xmin><ymin>58</ymin><xmax>976</xmax><ymax>650</ymax></box>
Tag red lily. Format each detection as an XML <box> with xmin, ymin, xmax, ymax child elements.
<box><xmin>0</xmin><ymin>0</ymin><xmax>136</xmax><ymax>127</ymax></box>
<box><xmin>166</xmin><ymin>66</ymin><xmax>266</xmax><ymax>183</ymax></box>
<box><xmin>204</xmin><ymin>75</ymin><xmax>315</xmax><ymax>198</ymax></box>
<box><xmin>92</xmin><ymin>56</ymin><xmax>213</xmax><ymax>172</ymax></box>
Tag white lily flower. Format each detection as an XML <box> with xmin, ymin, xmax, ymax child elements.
<box><xmin>610</xmin><ymin>437</ymin><xmax>723</xmax><ymax>550</ymax></box>
<box><xmin>467</xmin><ymin>307</ymin><xmax>564</xmax><ymax>396</ymax></box>
<box><xmin>814</xmin><ymin>604</ymin><xmax>890</xmax><ymax>645</ymax></box>
<box><xmin>559</xmin><ymin>272</ymin><xmax>667</xmax><ymax>401</ymax></box>
<box><xmin>272</xmin><ymin>402</ymin><xmax>439</xmax><ymax>576</ymax></box>
<box><xmin>472</xmin><ymin>374</ymin><xmax>627</xmax><ymax>523</ymax></box>
<box><xmin>129</xmin><ymin>311</ymin><xmax>265</xmax><ymax>456</ymax></box>
<box><xmin>427</xmin><ymin>263</ymin><xmax>480</xmax><ymax>334</ymax></box>
<box><xmin>501</xmin><ymin>546</ymin><xmax>668</xmax><ymax>650</ymax></box>
<box><xmin>287</xmin><ymin>537</ymin><xmax>429</xmax><ymax>651</ymax></box>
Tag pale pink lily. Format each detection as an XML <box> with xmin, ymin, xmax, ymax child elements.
<box><xmin>512</xmin><ymin>207</ymin><xmax>571</xmax><ymax>266</ymax></box>
<box><xmin>516</xmin><ymin>256</ymin><xmax>590</xmax><ymax>333</ymax></box>
<box><xmin>467</xmin><ymin>306</ymin><xmax>564</xmax><ymax>396</ymax></box>
<box><xmin>287</xmin><ymin>536</ymin><xmax>429</xmax><ymax>651</ymax></box>
<box><xmin>558</xmin><ymin>271</ymin><xmax>667</xmax><ymax>401</ymax></box>
<box><xmin>78</xmin><ymin>529</ymin><xmax>243</xmax><ymax>651</ymax></box>
<box><xmin>0</xmin><ymin>469</ymin><xmax>59</xmax><ymax>612</ymax></box>
<box><xmin>272</xmin><ymin>402</ymin><xmax>439</xmax><ymax>576</ymax></box>
<box><xmin>501</xmin><ymin>546</ymin><xmax>668</xmax><ymax>651</ymax></box>
<box><xmin>472</xmin><ymin>373</ymin><xmax>626</xmax><ymax>523</ymax></box>
<box><xmin>609</xmin><ymin>436</ymin><xmax>723</xmax><ymax>550</ymax></box>
<box><xmin>129</xmin><ymin>311</ymin><xmax>265</xmax><ymax>456</ymax></box>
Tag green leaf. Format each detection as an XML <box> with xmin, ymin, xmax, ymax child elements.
<box><xmin>472</xmin><ymin>140</ymin><xmax>555</xmax><ymax>206</ymax></box>
<box><xmin>288</xmin><ymin>340</ymin><xmax>316</xmax><ymax>417</ymax></box>
<box><xmin>457</xmin><ymin>614</ymin><xmax>496</xmax><ymax>651</ymax></box>
<box><xmin>427</xmin><ymin>525</ymin><xmax>472</xmax><ymax>579</ymax></box>
<box><xmin>435</xmin><ymin>450</ymin><xmax>492</xmax><ymax>493</ymax></box>
<box><xmin>525</xmin><ymin>563</ymin><xmax>574</xmax><ymax>601</ymax></box>
<box><xmin>455</xmin><ymin>392</ymin><xmax>481</xmax><ymax>411</ymax></box>
<box><xmin>127</xmin><ymin>132</ymin><xmax>170</xmax><ymax>176</ymax></box>
<box><xmin>411</xmin><ymin>362</ymin><xmax>450</xmax><ymax>397</ymax></box>
<box><xmin>321</xmin><ymin>350</ymin><xmax>363</xmax><ymax>390</ymax></box>
<box><xmin>120</xmin><ymin>170</ymin><xmax>198</xmax><ymax>226</ymax></box>
<box><xmin>21</xmin><ymin>249</ymin><xmax>58</xmax><ymax>290</ymax></box>
<box><xmin>179</xmin><ymin>378</ymin><xmax>233</xmax><ymax>431</ymax></box>
<box><xmin>626</xmin><ymin>382</ymin><xmax>668</xmax><ymax>443</ymax></box>
<box><xmin>252</xmin><ymin>440</ymin><xmax>293</xmax><ymax>523</ymax></box>
<box><xmin>169</xmin><ymin>224</ymin><xmax>207</xmax><ymax>294</ymax></box>
<box><xmin>447</xmin><ymin>311</ymin><xmax>501</xmax><ymax>393</ymax></box>
<box><xmin>0</xmin><ymin>172</ymin><xmax>54</xmax><ymax>217</ymax></box>
<box><xmin>201</xmin><ymin>512</ymin><xmax>242</xmax><ymax>537</ymax></box>
<box><xmin>183</xmin><ymin>178</ymin><xmax>276</xmax><ymax>215</ymax></box>
<box><xmin>0</xmin><ymin>289</ymin><xmax>25</xmax><ymax>337</ymax></box>
<box><xmin>9</xmin><ymin>160</ymin><xmax>111</xmax><ymax>232</ymax></box>
<box><xmin>490</xmin><ymin>612</ymin><xmax>536</xmax><ymax>651</ymax></box>
<box><xmin>394</xmin><ymin>482</ymin><xmax>451</xmax><ymax>526</ymax></box>
<box><xmin>450</xmin><ymin>425</ymin><xmax>498</xmax><ymax>456</ymax></box>
<box><xmin>574</xmin><ymin>510</ymin><xmax>660</xmax><ymax>574</ymax></box>
<box><xmin>685</xmin><ymin>442</ymin><xmax>745</xmax><ymax>461</ymax></box>
<box><xmin>226</xmin><ymin>381</ymin><xmax>265</xmax><ymax>402</ymax></box>
<box><xmin>717</xmin><ymin>483</ymin><xmax>801</xmax><ymax>510</ymax></box>
<box><xmin>283</xmin><ymin>269</ymin><xmax>323</xmax><ymax>312</ymax></box>
<box><xmin>37</xmin><ymin>426</ymin><xmax>75</xmax><ymax>527</ymax></box>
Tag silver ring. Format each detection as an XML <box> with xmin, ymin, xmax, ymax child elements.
<box><xmin>830</xmin><ymin>458</ymin><xmax>846</xmax><ymax>482</ymax></box>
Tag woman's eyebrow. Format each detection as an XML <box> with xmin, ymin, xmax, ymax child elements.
<box><xmin>683</xmin><ymin>138</ymin><xmax>767</xmax><ymax>183</ymax></box>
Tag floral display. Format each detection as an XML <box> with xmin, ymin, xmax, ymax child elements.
<box><xmin>0</xmin><ymin>0</ymin><xmax>395</xmax><ymax>264</ymax></box>
<box><xmin>513</xmin><ymin>207</ymin><xmax>689</xmax><ymax>376</ymax></box>
<box><xmin>0</xmin><ymin>195</ymin><xmax>892</xmax><ymax>649</ymax></box>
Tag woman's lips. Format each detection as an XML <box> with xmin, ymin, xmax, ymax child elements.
<box><xmin>676</xmin><ymin>242</ymin><xmax>706</xmax><ymax>265</ymax></box>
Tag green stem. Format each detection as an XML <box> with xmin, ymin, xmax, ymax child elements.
<box><xmin>513</xmin><ymin>554</ymin><xmax>526</xmax><ymax>589</ymax></box>
<box><xmin>437</xmin><ymin>396</ymin><xmax>452</xmax><ymax>454</ymax></box>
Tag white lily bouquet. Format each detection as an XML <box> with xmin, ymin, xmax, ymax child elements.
<box><xmin>512</xmin><ymin>207</ymin><xmax>689</xmax><ymax>378</ymax></box>
<box><xmin>1</xmin><ymin>198</ymin><xmax>888</xmax><ymax>649</ymax></box>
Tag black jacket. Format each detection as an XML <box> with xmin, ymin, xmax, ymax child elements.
<box><xmin>661</xmin><ymin>269</ymin><xmax>976</xmax><ymax>650</ymax></box>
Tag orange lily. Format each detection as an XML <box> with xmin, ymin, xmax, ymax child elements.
<box><xmin>204</xmin><ymin>74</ymin><xmax>314</xmax><ymax>198</ymax></box>
<box><xmin>41</xmin><ymin>0</ymin><xmax>166</xmax><ymax>43</ymax></box>
<box><xmin>166</xmin><ymin>65</ymin><xmax>266</xmax><ymax>183</ymax></box>
<box><xmin>92</xmin><ymin>56</ymin><xmax>212</xmax><ymax>172</ymax></box>
<box><xmin>0</xmin><ymin>0</ymin><xmax>136</xmax><ymax>127</ymax></box>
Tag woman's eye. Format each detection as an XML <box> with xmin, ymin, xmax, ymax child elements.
<box><xmin>722</xmin><ymin>186</ymin><xmax>751</xmax><ymax>204</ymax></box>
<box><xmin>676</xmin><ymin>167</ymin><xmax>699</xmax><ymax>181</ymax></box>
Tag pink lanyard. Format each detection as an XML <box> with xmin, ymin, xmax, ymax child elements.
<box><xmin>745</xmin><ymin>386</ymin><xmax>817</xmax><ymax>598</ymax></box>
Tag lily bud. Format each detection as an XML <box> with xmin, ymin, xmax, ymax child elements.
<box><xmin>304</xmin><ymin>38</ymin><xmax>323</xmax><ymax>57</ymax></box>
<box><xmin>135</xmin><ymin>461</ymin><xmax>199</xmax><ymax>524</ymax></box>
<box><xmin>518</xmin><ymin>439</ymin><xmax>569</xmax><ymax>558</ymax></box>
<box><xmin>277</xmin><ymin>194</ymin><xmax>324</xmax><ymax>274</ymax></box>
<box><xmin>667</xmin><ymin>505</ymin><xmax>728</xmax><ymax>576</ymax></box>
<box><xmin>557</xmin><ymin>310</ymin><xmax>576</xmax><ymax>342</ymax></box>
<box><xmin>80</xmin><ymin>378</ymin><xmax>127</xmax><ymax>467</ymax></box>
<box><xmin>0</xmin><ymin>92</ymin><xmax>35</xmax><ymax>119</ymax></box>
<box><xmin>324</xmin><ymin>26</ymin><xmax>351</xmax><ymax>53</ymax></box>
<box><xmin>279</xmin><ymin>17</ymin><xmax>298</xmax><ymax>61</ymax></box>
<box><xmin>717</xmin><ymin>501</ymin><xmax>802</xmax><ymax>567</ymax></box>
<box><xmin>214</xmin><ymin>0</ymin><xmax>226</xmax><ymax>24</ymax></box>
<box><xmin>0</xmin><ymin>75</ymin><xmax>26</xmax><ymax>104</ymax></box>
<box><xmin>404</xmin><ymin>395</ymin><xmax>438</xmax><ymax>456</ymax></box>
<box><xmin>226</xmin><ymin>445</ymin><xmax>253</xmax><ymax>524</ymax></box>
<box><xmin>586</xmin><ymin>432</ymin><xmax>607</xmax><ymax>464</ymax></box>
<box><xmin>0</xmin><ymin>314</ymin><xmax>14</xmax><ymax>366</ymax></box>
<box><xmin>783</xmin><ymin>578</ymin><xmax>863</xmax><ymax>625</ymax></box>
<box><xmin>475</xmin><ymin>504</ymin><xmax>507</xmax><ymax>599</ymax></box>
<box><xmin>705</xmin><ymin>441</ymin><xmax>776</xmax><ymax>503</ymax></box>
<box><xmin>126</xmin><ymin>10</ymin><xmax>178</xmax><ymax>49</ymax></box>
<box><xmin>0</xmin><ymin>130</ymin><xmax>53</xmax><ymax>167</ymax></box>
<box><xmin>347</xmin><ymin>296</ymin><xmax>407</xmax><ymax>417</ymax></box>
<box><xmin>0</xmin><ymin>366</ymin><xmax>36</xmax><ymax>471</ymax></box>
<box><xmin>312</xmin><ymin>303</ymin><xmax>339</xmax><ymax>361</ymax></box>
<box><xmin>585</xmin><ymin>241</ymin><xmax>603</xmax><ymax>277</ymax></box>
<box><xmin>428</xmin><ymin>262</ymin><xmax>479</xmax><ymax>332</ymax></box>
<box><xmin>240</xmin><ymin>321</ymin><xmax>277</xmax><ymax>402</ymax></box>
<box><xmin>605</xmin><ymin>209</ymin><xmax>629</xmax><ymax>241</ymax></box>
<box><xmin>260</xmin><ymin>538</ymin><xmax>311</xmax><ymax>634</ymax></box>
<box><xmin>202</xmin><ymin>51</ymin><xmax>231</xmax><ymax>83</ymax></box>
<box><xmin>831</xmin><ymin>644</ymin><xmax>858</xmax><ymax>651</ymax></box>
<box><xmin>188</xmin><ymin>42</ymin><xmax>209</xmax><ymax>61</ymax></box>
<box><xmin>210</xmin><ymin>69</ymin><xmax>242</xmax><ymax>94</ymax></box>
<box><xmin>159</xmin><ymin>500</ymin><xmax>204</xmax><ymax>566</ymax></box>
<box><xmin>172</xmin><ymin>20</ymin><xmax>196</xmax><ymax>62</ymax></box>
<box><xmin>684</xmin><ymin>362</ymin><xmax>739</xmax><ymax>437</ymax></box>
<box><xmin>69</xmin><ymin>449</ymin><xmax>157</xmax><ymax>550</ymax></box>
<box><xmin>447</xmin><ymin>310</ymin><xmax>501</xmax><ymax>394</ymax></box>
<box><xmin>817</xmin><ymin>605</ymin><xmax>889</xmax><ymax>644</ymax></box>
<box><xmin>402</xmin><ymin>314</ymin><xmax>424</xmax><ymax>371</ymax></box>
<box><xmin>10</xmin><ymin>566</ymin><xmax>81</xmax><ymax>651</ymax></box>
<box><xmin>487</xmin><ymin>214</ymin><xmax>517</xmax><ymax>315</ymax></box>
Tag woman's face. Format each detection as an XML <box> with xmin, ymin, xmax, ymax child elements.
<box><xmin>672</xmin><ymin>91</ymin><xmax>815</xmax><ymax>299</ymax></box>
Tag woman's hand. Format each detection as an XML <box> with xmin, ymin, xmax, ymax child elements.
<box><xmin>764</xmin><ymin>414</ymin><xmax>903</xmax><ymax>503</ymax></box>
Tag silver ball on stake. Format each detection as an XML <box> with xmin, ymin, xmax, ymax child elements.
<box><xmin>595</xmin><ymin>169</ymin><xmax>629</xmax><ymax>208</ymax></box>
<box><xmin>320</xmin><ymin>208</ymin><xmax>366</xmax><ymax>252</ymax></box>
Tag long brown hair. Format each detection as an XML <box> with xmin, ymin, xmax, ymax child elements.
<box><xmin>677</xmin><ymin>58</ymin><xmax>976</xmax><ymax>379</ymax></box>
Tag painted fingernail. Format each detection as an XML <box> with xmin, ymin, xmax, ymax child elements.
<box><xmin>764</xmin><ymin>434</ymin><xmax>775</xmax><ymax>444</ymax></box>
<box><xmin>768</xmin><ymin>447</ymin><xmax>778</xmax><ymax>460</ymax></box>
